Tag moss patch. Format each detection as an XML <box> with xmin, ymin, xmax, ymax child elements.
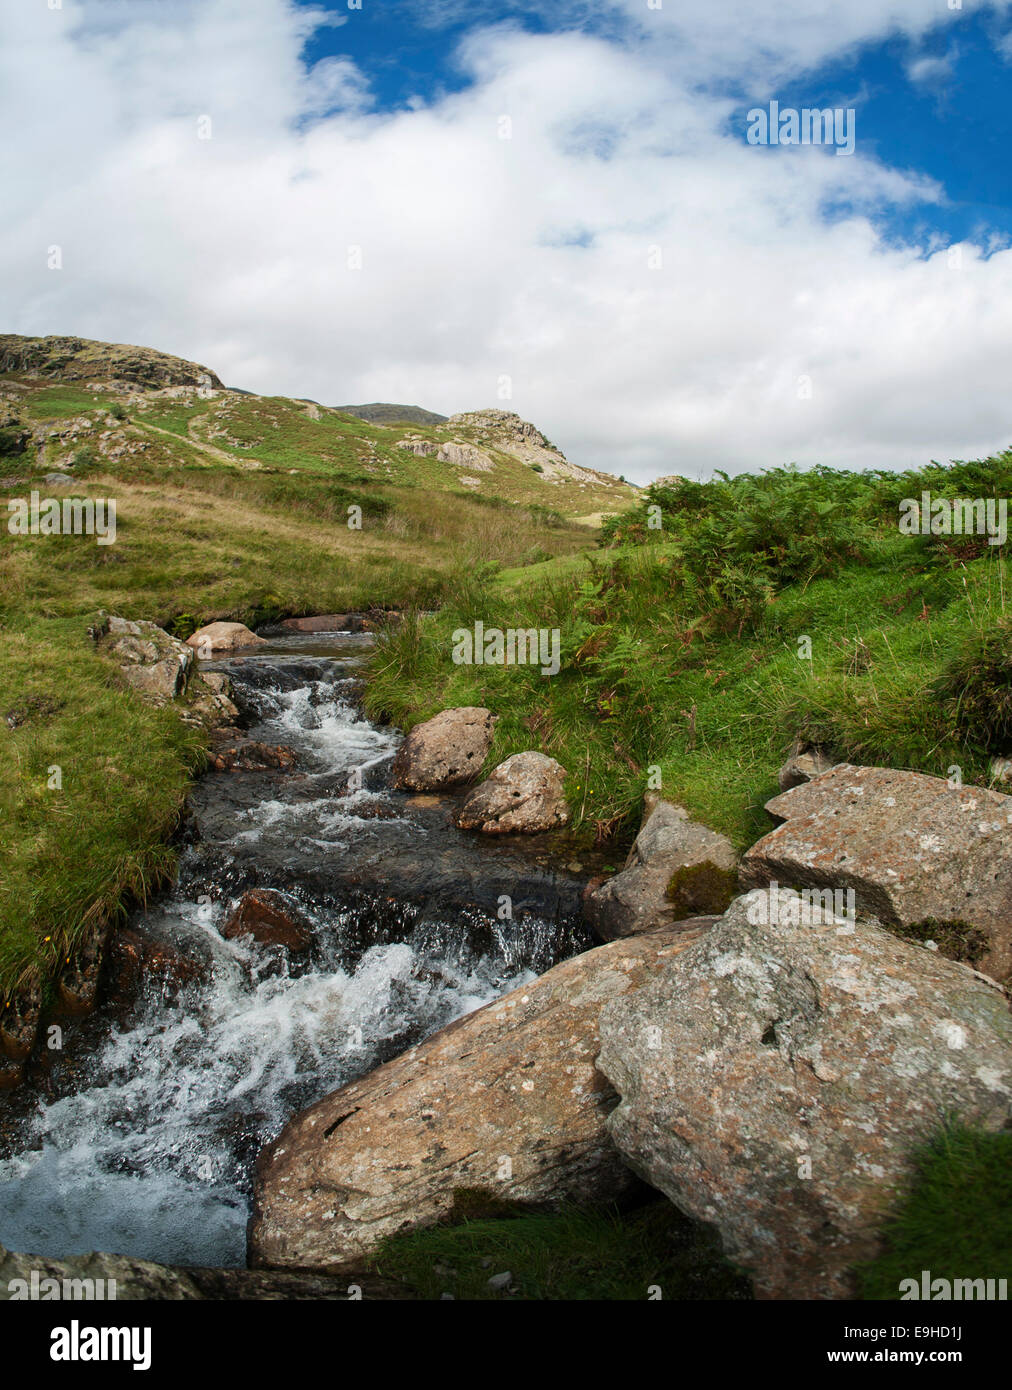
<box><xmin>665</xmin><ymin>861</ymin><xmax>738</xmax><ymax>917</ymax></box>
<box><xmin>889</xmin><ymin>917</ymin><xmax>991</xmax><ymax>969</ymax></box>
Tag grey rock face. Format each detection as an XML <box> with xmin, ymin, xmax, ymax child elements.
<box><xmin>597</xmin><ymin>889</ymin><xmax>1012</xmax><ymax>1300</ymax></box>
<box><xmin>455</xmin><ymin>751</ymin><xmax>569</xmax><ymax>833</ymax></box>
<box><xmin>584</xmin><ymin>797</ymin><xmax>737</xmax><ymax>940</ymax></box>
<box><xmin>740</xmin><ymin>764</ymin><xmax>1012</xmax><ymax>984</ymax></box>
<box><xmin>390</xmin><ymin>706</ymin><xmax>497</xmax><ymax>791</ymax></box>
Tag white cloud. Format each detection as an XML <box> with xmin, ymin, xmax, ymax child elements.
<box><xmin>1</xmin><ymin>0</ymin><xmax>1011</xmax><ymax>483</ymax></box>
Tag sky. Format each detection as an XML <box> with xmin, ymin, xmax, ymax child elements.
<box><xmin>2</xmin><ymin>0</ymin><xmax>1012</xmax><ymax>483</ymax></box>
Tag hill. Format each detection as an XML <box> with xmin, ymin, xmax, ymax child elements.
<box><xmin>335</xmin><ymin>403</ymin><xmax>448</xmax><ymax>426</ymax></box>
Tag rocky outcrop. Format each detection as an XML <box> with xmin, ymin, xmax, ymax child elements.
<box><xmin>0</xmin><ymin>334</ymin><xmax>224</xmax><ymax>391</ymax></box>
<box><xmin>597</xmin><ymin>889</ymin><xmax>1012</xmax><ymax>1300</ymax></box>
<box><xmin>390</xmin><ymin>707</ymin><xmax>497</xmax><ymax>791</ymax></box>
<box><xmin>777</xmin><ymin>745</ymin><xmax>835</xmax><ymax>792</ymax></box>
<box><xmin>740</xmin><ymin>764</ymin><xmax>1012</xmax><ymax>983</ymax></box>
<box><xmin>455</xmin><ymin>751</ymin><xmax>569</xmax><ymax>834</ymax></box>
<box><xmin>186</xmin><ymin>621</ymin><xmax>266</xmax><ymax>655</ymax></box>
<box><xmin>221</xmin><ymin>889</ymin><xmax>313</xmax><ymax>953</ymax></box>
<box><xmin>249</xmin><ymin>925</ymin><xmax>707</xmax><ymax>1271</ymax></box>
<box><xmin>99</xmin><ymin>615</ymin><xmax>194</xmax><ymax>703</ymax></box>
<box><xmin>583</xmin><ymin>797</ymin><xmax>737</xmax><ymax>940</ymax></box>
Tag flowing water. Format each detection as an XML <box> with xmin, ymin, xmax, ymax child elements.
<box><xmin>0</xmin><ymin>632</ymin><xmax>591</xmax><ymax>1268</ymax></box>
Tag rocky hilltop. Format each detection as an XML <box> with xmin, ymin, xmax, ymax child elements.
<box><xmin>0</xmin><ymin>334</ymin><xmax>224</xmax><ymax>391</ymax></box>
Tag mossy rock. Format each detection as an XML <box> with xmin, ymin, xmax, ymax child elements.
<box><xmin>665</xmin><ymin>861</ymin><xmax>737</xmax><ymax>918</ymax></box>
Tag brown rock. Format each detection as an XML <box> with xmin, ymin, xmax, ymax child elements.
<box><xmin>104</xmin><ymin>928</ymin><xmax>203</xmax><ymax>1007</ymax></box>
<box><xmin>391</xmin><ymin>707</ymin><xmax>497</xmax><ymax>791</ymax></box>
<box><xmin>583</xmin><ymin>797</ymin><xmax>737</xmax><ymax>939</ymax></box>
<box><xmin>0</xmin><ymin>984</ymin><xmax>42</xmax><ymax>1062</ymax></box>
<box><xmin>598</xmin><ymin>888</ymin><xmax>1012</xmax><ymax>1300</ymax></box>
<box><xmin>740</xmin><ymin>764</ymin><xmax>1012</xmax><ymax>984</ymax></box>
<box><xmin>222</xmin><ymin>890</ymin><xmax>313</xmax><ymax>953</ymax></box>
<box><xmin>248</xmin><ymin>925</ymin><xmax>707</xmax><ymax>1271</ymax></box>
<box><xmin>209</xmin><ymin>738</ymin><xmax>298</xmax><ymax>773</ymax></box>
<box><xmin>186</xmin><ymin>621</ymin><xmax>267</xmax><ymax>655</ymax></box>
<box><xmin>454</xmin><ymin>751</ymin><xmax>568</xmax><ymax>834</ymax></box>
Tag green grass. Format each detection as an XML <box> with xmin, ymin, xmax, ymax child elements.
<box><xmin>0</xmin><ymin>617</ymin><xmax>205</xmax><ymax>993</ymax></box>
<box><xmin>855</xmin><ymin>1124</ymin><xmax>1012</xmax><ymax>1299</ymax></box>
<box><xmin>369</xmin><ymin>1195</ymin><xmax>752</xmax><ymax>1300</ymax></box>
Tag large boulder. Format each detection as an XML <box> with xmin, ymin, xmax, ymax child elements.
<box><xmin>597</xmin><ymin>889</ymin><xmax>1012</xmax><ymax>1300</ymax></box>
<box><xmin>390</xmin><ymin>707</ymin><xmax>497</xmax><ymax>791</ymax></box>
<box><xmin>249</xmin><ymin>925</ymin><xmax>708</xmax><ymax>1271</ymax></box>
<box><xmin>740</xmin><ymin>764</ymin><xmax>1012</xmax><ymax>984</ymax></box>
<box><xmin>583</xmin><ymin>797</ymin><xmax>737</xmax><ymax>940</ymax></box>
<box><xmin>101</xmin><ymin>616</ymin><xmax>194</xmax><ymax>703</ymax></box>
<box><xmin>454</xmin><ymin>751</ymin><xmax>568</xmax><ymax>834</ymax></box>
<box><xmin>186</xmin><ymin>621</ymin><xmax>267</xmax><ymax>655</ymax></box>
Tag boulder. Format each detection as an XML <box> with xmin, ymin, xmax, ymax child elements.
<box><xmin>454</xmin><ymin>751</ymin><xmax>568</xmax><ymax>834</ymax></box>
<box><xmin>186</xmin><ymin>621</ymin><xmax>267</xmax><ymax>654</ymax></box>
<box><xmin>121</xmin><ymin>657</ymin><xmax>187</xmax><ymax>700</ymax></box>
<box><xmin>221</xmin><ymin>889</ymin><xmax>313</xmax><ymax>953</ymax></box>
<box><xmin>249</xmin><ymin>925</ymin><xmax>708</xmax><ymax>1271</ymax></box>
<box><xmin>597</xmin><ymin>889</ymin><xmax>1012</xmax><ymax>1300</ymax></box>
<box><xmin>777</xmin><ymin>745</ymin><xmax>835</xmax><ymax>792</ymax></box>
<box><xmin>583</xmin><ymin>797</ymin><xmax>737</xmax><ymax>940</ymax></box>
<box><xmin>740</xmin><ymin>764</ymin><xmax>1012</xmax><ymax>984</ymax></box>
<box><xmin>390</xmin><ymin>707</ymin><xmax>497</xmax><ymax>791</ymax></box>
<box><xmin>102</xmin><ymin>617</ymin><xmax>194</xmax><ymax>703</ymax></box>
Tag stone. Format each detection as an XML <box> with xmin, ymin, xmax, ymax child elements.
<box><xmin>103</xmin><ymin>927</ymin><xmax>204</xmax><ymax>1008</ymax></box>
<box><xmin>208</xmin><ymin>738</ymin><xmax>298</xmax><ymax>773</ymax></box>
<box><xmin>740</xmin><ymin>764</ymin><xmax>1012</xmax><ymax>984</ymax></box>
<box><xmin>248</xmin><ymin>925</ymin><xmax>707</xmax><ymax>1271</ymax></box>
<box><xmin>186</xmin><ymin>621</ymin><xmax>267</xmax><ymax>654</ymax></box>
<box><xmin>221</xmin><ymin>889</ymin><xmax>313</xmax><ymax>953</ymax></box>
<box><xmin>455</xmin><ymin>751</ymin><xmax>569</xmax><ymax>834</ymax></box>
<box><xmin>0</xmin><ymin>985</ymin><xmax>41</xmax><ymax>1063</ymax></box>
<box><xmin>121</xmin><ymin>657</ymin><xmax>187</xmax><ymax>700</ymax></box>
<box><xmin>390</xmin><ymin>707</ymin><xmax>497</xmax><ymax>791</ymax></box>
<box><xmin>597</xmin><ymin>889</ymin><xmax>1012</xmax><ymax>1301</ymax></box>
<box><xmin>583</xmin><ymin>797</ymin><xmax>737</xmax><ymax>940</ymax></box>
<box><xmin>777</xmin><ymin>746</ymin><xmax>835</xmax><ymax>792</ymax></box>
<box><xmin>42</xmin><ymin>472</ymin><xmax>75</xmax><ymax>486</ymax></box>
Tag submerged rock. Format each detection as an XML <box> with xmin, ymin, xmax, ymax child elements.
<box><xmin>221</xmin><ymin>889</ymin><xmax>313</xmax><ymax>954</ymax></box>
<box><xmin>248</xmin><ymin>924</ymin><xmax>707</xmax><ymax>1271</ymax></box>
<box><xmin>583</xmin><ymin>797</ymin><xmax>737</xmax><ymax>940</ymax></box>
<box><xmin>597</xmin><ymin>889</ymin><xmax>1012</xmax><ymax>1300</ymax></box>
<box><xmin>455</xmin><ymin>751</ymin><xmax>569</xmax><ymax>834</ymax></box>
<box><xmin>391</xmin><ymin>706</ymin><xmax>497</xmax><ymax>791</ymax></box>
<box><xmin>740</xmin><ymin>764</ymin><xmax>1012</xmax><ymax>984</ymax></box>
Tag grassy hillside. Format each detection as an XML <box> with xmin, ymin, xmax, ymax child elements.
<box><xmin>0</xmin><ymin>337</ymin><xmax>630</xmax><ymax>999</ymax></box>
<box><xmin>365</xmin><ymin>457</ymin><xmax>1012</xmax><ymax>874</ymax></box>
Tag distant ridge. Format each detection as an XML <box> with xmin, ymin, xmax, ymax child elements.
<box><xmin>335</xmin><ymin>402</ymin><xmax>448</xmax><ymax>426</ymax></box>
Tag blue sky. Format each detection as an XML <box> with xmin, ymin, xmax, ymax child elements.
<box><xmin>4</xmin><ymin>0</ymin><xmax>1012</xmax><ymax>481</ymax></box>
<box><xmin>302</xmin><ymin>0</ymin><xmax>1012</xmax><ymax>248</ymax></box>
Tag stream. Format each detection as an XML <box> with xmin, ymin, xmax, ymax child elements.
<box><xmin>0</xmin><ymin>631</ymin><xmax>593</xmax><ymax>1268</ymax></box>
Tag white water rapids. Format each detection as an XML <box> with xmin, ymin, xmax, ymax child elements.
<box><xmin>0</xmin><ymin>635</ymin><xmax>576</xmax><ymax>1267</ymax></box>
